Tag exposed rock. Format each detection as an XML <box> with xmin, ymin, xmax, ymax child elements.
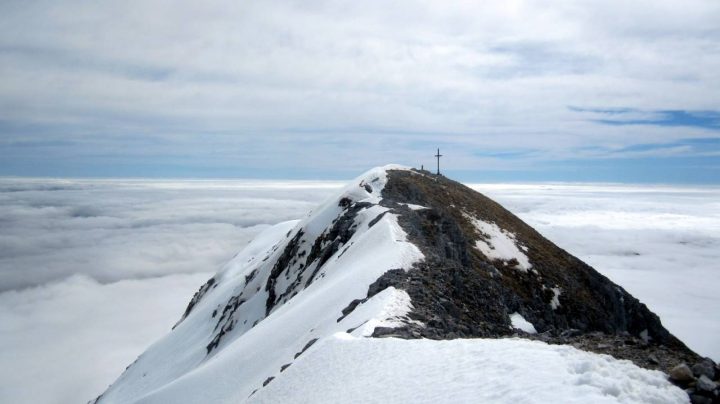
<box><xmin>692</xmin><ymin>358</ymin><xmax>717</xmax><ymax>379</ymax></box>
<box><xmin>369</xmin><ymin>169</ymin><xmax>699</xmax><ymax>375</ymax></box>
<box><xmin>670</xmin><ymin>363</ymin><xmax>695</xmax><ymax>383</ymax></box>
<box><xmin>266</xmin><ymin>201</ymin><xmax>372</xmax><ymax>316</ymax></box>
<box><xmin>690</xmin><ymin>394</ymin><xmax>713</xmax><ymax>404</ymax></box>
<box><xmin>696</xmin><ymin>375</ymin><xmax>717</xmax><ymax>393</ymax></box>
<box><xmin>373</xmin><ymin>327</ymin><xmax>404</xmax><ymax>337</ymax></box>
<box><xmin>173</xmin><ymin>277</ymin><xmax>216</xmax><ymax>329</ymax></box>
<box><xmin>294</xmin><ymin>338</ymin><xmax>319</xmax><ymax>359</ymax></box>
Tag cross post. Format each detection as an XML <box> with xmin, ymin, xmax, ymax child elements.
<box><xmin>434</xmin><ymin>148</ymin><xmax>442</xmax><ymax>175</ymax></box>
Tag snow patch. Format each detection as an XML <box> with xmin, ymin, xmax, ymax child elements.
<box><xmin>510</xmin><ymin>312</ymin><xmax>537</xmax><ymax>334</ymax></box>
<box><xmin>346</xmin><ymin>287</ymin><xmax>419</xmax><ymax>337</ymax></box>
<box><xmin>250</xmin><ymin>336</ymin><xmax>688</xmax><ymax>404</ymax></box>
<box><xmin>551</xmin><ymin>287</ymin><xmax>561</xmax><ymax>310</ymax></box>
<box><xmin>465</xmin><ymin>213</ymin><xmax>532</xmax><ymax>271</ymax></box>
<box><xmin>400</xmin><ymin>203</ymin><xmax>429</xmax><ymax>210</ymax></box>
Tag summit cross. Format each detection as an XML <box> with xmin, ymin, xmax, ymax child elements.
<box><xmin>434</xmin><ymin>148</ymin><xmax>443</xmax><ymax>175</ymax></box>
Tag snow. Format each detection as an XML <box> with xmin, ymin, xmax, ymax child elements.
<box><xmin>550</xmin><ymin>287</ymin><xmax>562</xmax><ymax>310</ymax></box>
<box><xmin>96</xmin><ymin>165</ymin><xmax>425</xmax><ymax>404</ymax></box>
<box><xmin>346</xmin><ymin>287</ymin><xmax>418</xmax><ymax>337</ymax></box>
<box><xmin>510</xmin><ymin>312</ymin><xmax>537</xmax><ymax>334</ymax></box>
<box><xmin>401</xmin><ymin>203</ymin><xmax>429</xmax><ymax>210</ymax></box>
<box><xmin>218</xmin><ymin>220</ymin><xmax>299</xmax><ymax>282</ymax></box>
<box><xmin>93</xmin><ymin>169</ymin><xmax>698</xmax><ymax>403</ymax></box>
<box><xmin>465</xmin><ymin>214</ymin><xmax>532</xmax><ymax>271</ymax></box>
<box><xmin>249</xmin><ymin>334</ymin><xmax>688</xmax><ymax>404</ymax></box>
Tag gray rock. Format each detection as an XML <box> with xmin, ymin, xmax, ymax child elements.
<box><xmin>692</xmin><ymin>358</ymin><xmax>717</xmax><ymax>379</ymax></box>
<box><xmin>648</xmin><ymin>354</ymin><xmax>660</xmax><ymax>365</ymax></box>
<box><xmin>670</xmin><ymin>363</ymin><xmax>695</xmax><ymax>382</ymax></box>
<box><xmin>561</xmin><ymin>329</ymin><xmax>582</xmax><ymax>338</ymax></box>
<box><xmin>696</xmin><ymin>375</ymin><xmax>717</xmax><ymax>393</ymax></box>
<box><xmin>689</xmin><ymin>394</ymin><xmax>712</xmax><ymax>404</ymax></box>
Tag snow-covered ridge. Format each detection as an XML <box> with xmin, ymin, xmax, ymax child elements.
<box><xmin>96</xmin><ymin>165</ymin><xmax>423</xmax><ymax>403</ymax></box>
<box><xmin>249</xmin><ymin>334</ymin><xmax>687</xmax><ymax>404</ymax></box>
<box><xmin>95</xmin><ymin>165</ymin><xmax>695</xmax><ymax>404</ymax></box>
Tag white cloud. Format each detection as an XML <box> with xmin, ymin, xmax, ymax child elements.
<box><xmin>0</xmin><ymin>178</ymin><xmax>341</xmax><ymax>290</ymax></box>
<box><xmin>0</xmin><ymin>179</ymin><xmax>718</xmax><ymax>403</ymax></box>
<box><xmin>0</xmin><ymin>178</ymin><xmax>342</xmax><ymax>403</ymax></box>
<box><xmin>1</xmin><ymin>1</ymin><xmax>718</xmax><ymax>171</ymax></box>
<box><xmin>0</xmin><ymin>272</ymin><xmax>211</xmax><ymax>404</ymax></box>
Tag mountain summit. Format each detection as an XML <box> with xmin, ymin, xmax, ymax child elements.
<box><xmin>95</xmin><ymin>166</ymin><xmax>711</xmax><ymax>404</ymax></box>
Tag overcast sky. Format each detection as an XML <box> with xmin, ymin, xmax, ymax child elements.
<box><xmin>1</xmin><ymin>0</ymin><xmax>719</xmax><ymax>182</ymax></box>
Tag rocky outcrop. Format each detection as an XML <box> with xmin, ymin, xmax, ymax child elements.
<box><xmin>668</xmin><ymin>358</ymin><xmax>720</xmax><ymax>404</ymax></box>
<box><xmin>333</xmin><ymin>169</ymin><xmax>701</xmax><ymax>377</ymax></box>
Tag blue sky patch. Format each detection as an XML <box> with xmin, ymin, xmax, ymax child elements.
<box><xmin>574</xmin><ymin>107</ymin><xmax>720</xmax><ymax>130</ymax></box>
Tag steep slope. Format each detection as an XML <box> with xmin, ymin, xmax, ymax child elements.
<box><xmin>95</xmin><ymin>166</ymin><xmax>424</xmax><ymax>403</ymax></box>
<box><xmin>370</xmin><ymin>169</ymin><xmax>699</xmax><ymax>370</ymax></box>
<box><xmin>95</xmin><ymin>166</ymin><xmax>707</xmax><ymax>404</ymax></box>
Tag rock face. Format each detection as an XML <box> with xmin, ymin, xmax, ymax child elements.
<box><xmin>694</xmin><ymin>358</ymin><xmax>718</xmax><ymax>380</ymax></box>
<box><xmin>95</xmin><ymin>166</ymin><xmax>705</xmax><ymax>404</ymax></box>
<box><xmin>364</xmin><ymin>170</ymin><xmax>697</xmax><ymax>370</ymax></box>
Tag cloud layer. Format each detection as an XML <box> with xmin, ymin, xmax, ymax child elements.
<box><xmin>0</xmin><ymin>178</ymin><xmax>340</xmax><ymax>290</ymax></box>
<box><xmin>0</xmin><ymin>178</ymin><xmax>718</xmax><ymax>403</ymax></box>
<box><xmin>0</xmin><ymin>178</ymin><xmax>339</xmax><ymax>403</ymax></box>
<box><xmin>0</xmin><ymin>273</ymin><xmax>211</xmax><ymax>404</ymax></box>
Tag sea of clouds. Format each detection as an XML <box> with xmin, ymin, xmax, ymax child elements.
<box><xmin>0</xmin><ymin>178</ymin><xmax>718</xmax><ymax>403</ymax></box>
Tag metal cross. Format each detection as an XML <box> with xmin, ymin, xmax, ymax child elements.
<box><xmin>434</xmin><ymin>148</ymin><xmax>442</xmax><ymax>175</ymax></box>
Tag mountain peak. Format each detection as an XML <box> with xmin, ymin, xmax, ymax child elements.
<box><xmin>95</xmin><ymin>166</ymin><xmax>703</xmax><ymax>404</ymax></box>
<box><xmin>375</xmin><ymin>170</ymin><xmax>696</xmax><ymax>358</ymax></box>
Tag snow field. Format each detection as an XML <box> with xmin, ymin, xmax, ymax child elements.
<box><xmin>250</xmin><ymin>334</ymin><xmax>688</xmax><ymax>404</ymax></box>
<box><xmin>98</xmin><ymin>166</ymin><xmax>425</xmax><ymax>403</ymax></box>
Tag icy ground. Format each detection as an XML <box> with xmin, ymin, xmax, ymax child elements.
<box><xmin>0</xmin><ymin>178</ymin><xmax>718</xmax><ymax>403</ymax></box>
<box><xmin>251</xmin><ymin>334</ymin><xmax>687</xmax><ymax>404</ymax></box>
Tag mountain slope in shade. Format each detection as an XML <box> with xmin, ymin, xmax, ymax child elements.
<box><xmin>94</xmin><ymin>166</ymin><xmax>704</xmax><ymax>404</ymax></box>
